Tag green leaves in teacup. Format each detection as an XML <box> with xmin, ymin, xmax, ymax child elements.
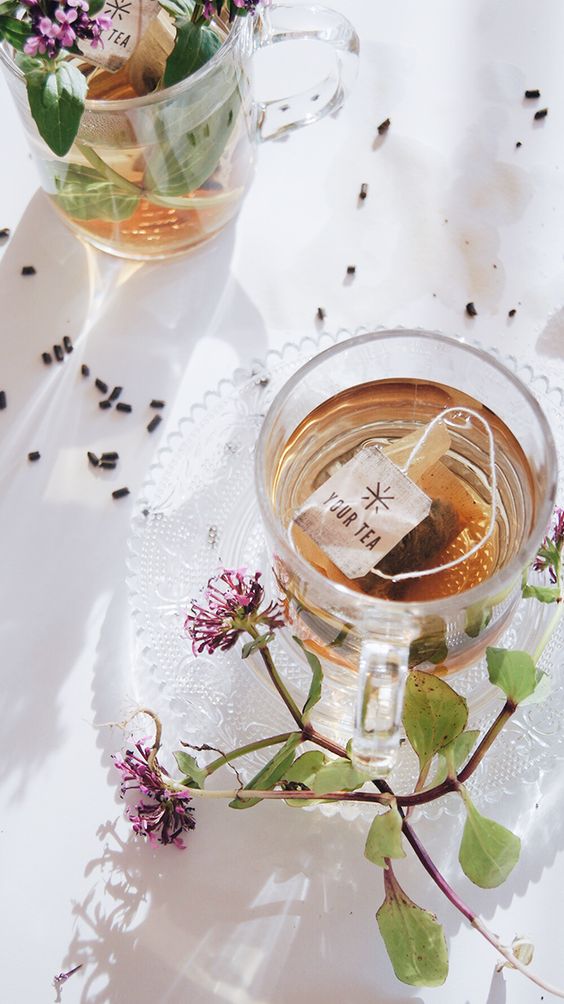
<box><xmin>144</xmin><ymin>87</ymin><xmax>240</xmax><ymax>199</ymax></box>
<box><xmin>293</xmin><ymin>637</ymin><xmax>323</xmax><ymax>722</ymax></box>
<box><xmin>174</xmin><ymin>750</ymin><xmax>207</xmax><ymax>790</ymax></box>
<box><xmin>365</xmin><ymin>805</ymin><xmax>406</xmax><ymax>868</ymax></box>
<box><xmin>377</xmin><ymin>867</ymin><xmax>448</xmax><ymax>987</ymax></box>
<box><xmin>408</xmin><ymin>617</ymin><xmax>448</xmax><ymax>667</ymax></box>
<box><xmin>311</xmin><ymin>757</ymin><xmax>367</xmax><ymax>796</ymax></box>
<box><xmin>464</xmin><ymin>600</ymin><xmax>493</xmax><ymax>639</ymax></box>
<box><xmin>402</xmin><ymin>671</ymin><xmax>468</xmax><ymax>774</ymax></box>
<box><xmin>52</xmin><ymin>164</ymin><xmax>140</xmax><ymax>222</ymax></box>
<box><xmin>229</xmin><ymin>733</ymin><xmax>302</xmax><ymax>810</ymax></box>
<box><xmin>427</xmin><ymin>729</ymin><xmax>480</xmax><ymax>788</ymax></box>
<box><xmin>164</xmin><ymin>19</ymin><xmax>222</xmax><ymax>88</ymax></box>
<box><xmin>486</xmin><ymin>648</ymin><xmax>542</xmax><ymax>705</ymax></box>
<box><xmin>458</xmin><ymin>787</ymin><xmax>520</xmax><ymax>888</ymax></box>
<box><xmin>26</xmin><ymin>61</ymin><xmax>86</xmax><ymax>156</ymax></box>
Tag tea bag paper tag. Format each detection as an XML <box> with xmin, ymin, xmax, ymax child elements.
<box><xmin>78</xmin><ymin>0</ymin><xmax>160</xmax><ymax>73</ymax></box>
<box><xmin>294</xmin><ymin>447</ymin><xmax>432</xmax><ymax>579</ymax></box>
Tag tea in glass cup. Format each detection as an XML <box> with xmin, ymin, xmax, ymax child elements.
<box><xmin>255</xmin><ymin>331</ymin><xmax>557</xmax><ymax>774</ymax></box>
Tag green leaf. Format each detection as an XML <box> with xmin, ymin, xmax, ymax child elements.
<box><xmin>365</xmin><ymin>806</ymin><xmax>406</xmax><ymax>868</ymax></box>
<box><xmin>26</xmin><ymin>61</ymin><xmax>86</xmax><ymax>156</ymax></box>
<box><xmin>174</xmin><ymin>750</ymin><xmax>207</xmax><ymax>789</ymax></box>
<box><xmin>486</xmin><ymin>648</ymin><xmax>541</xmax><ymax>704</ymax></box>
<box><xmin>376</xmin><ymin>868</ymin><xmax>448</xmax><ymax>987</ymax></box>
<box><xmin>229</xmin><ymin>734</ymin><xmax>302</xmax><ymax>810</ymax></box>
<box><xmin>0</xmin><ymin>14</ymin><xmax>30</xmax><ymax>51</ymax></box>
<box><xmin>51</xmin><ymin>163</ymin><xmax>139</xmax><ymax>222</ymax></box>
<box><xmin>87</xmin><ymin>0</ymin><xmax>106</xmax><ymax>13</ymax></box>
<box><xmin>164</xmin><ymin>20</ymin><xmax>222</xmax><ymax>88</ymax></box>
<box><xmin>464</xmin><ymin>601</ymin><xmax>493</xmax><ymax>638</ymax></box>
<box><xmin>427</xmin><ymin>730</ymin><xmax>480</xmax><ymax>788</ymax></box>
<box><xmin>522</xmin><ymin>583</ymin><xmax>560</xmax><ymax>604</ymax></box>
<box><xmin>402</xmin><ymin>671</ymin><xmax>468</xmax><ymax>773</ymax></box>
<box><xmin>159</xmin><ymin>0</ymin><xmax>194</xmax><ymax>18</ymax></box>
<box><xmin>311</xmin><ymin>757</ymin><xmax>367</xmax><ymax>796</ymax></box>
<box><xmin>283</xmin><ymin>750</ymin><xmax>326</xmax><ymax>807</ymax></box>
<box><xmin>241</xmin><ymin>633</ymin><xmax>274</xmax><ymax>659</ymax></box>
<box><xmin>408</xmin><ymin>617</ymin><xmax>448</xmax><ymax>668</ymax></box>
<box><xmin>284</xmin><ymin>751</ymin><xmax>326</xmax><ymax>784</ymax></box>
<box><xmin>294</xmin><ymin>637</ymin><xmax>323</xmax><ymax>722</ymax></box>
<box><xmin>144</xmin><ymin>86</ymin><xmax>240</xmax><ymax>198</ymax></box>
<box><xmin>458</xmin><ymin>789</ymin><xmax>520</xmax><ymax>888</ymax></box>
<box><xmin>520</xmin><ymin>671</ymin><xmax>551</xmax><ymax>707</ymax></box>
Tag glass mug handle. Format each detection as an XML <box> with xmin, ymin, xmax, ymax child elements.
<box><xmin>253</xmin><ymin>4</ymin><xmax>360</xmax><ymax>141</ymax></box>
<box><xmin>351</xmin><ymin>638</ymin><xmax>411</xmax><ymax>777</ymax></box>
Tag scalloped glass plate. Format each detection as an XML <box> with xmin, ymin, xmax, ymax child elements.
<box><xmin>127</xmin><ymin>328</ymin><xmax>564</xmax><ymax>819</ymax></box>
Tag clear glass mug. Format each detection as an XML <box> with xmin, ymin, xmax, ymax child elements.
<box><xmin>0</xmin><ymin>5</ymin><xmax>358</xmax><ymax>260</ymax></box>
<box><xmin>255</xmin><ymin>331</ymin><xmax>557</xmax><ymax>775</ymax></box>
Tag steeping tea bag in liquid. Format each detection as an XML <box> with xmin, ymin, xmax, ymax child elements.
<box><xmin>292</xmin><ymin>418</ymin><xmax>494</xmax><ymax>601</ymax></box>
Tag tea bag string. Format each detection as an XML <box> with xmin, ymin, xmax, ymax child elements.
<box><xmin>371</xmin><ymin>407</ymin><xmax>498</xmax><ymax>582</ymax></box>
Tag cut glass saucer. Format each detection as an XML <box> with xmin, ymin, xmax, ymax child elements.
<box><xmin>127</xmin><ymin>328</ymin><xmax>564</xmax><ymax>818</ymax></box>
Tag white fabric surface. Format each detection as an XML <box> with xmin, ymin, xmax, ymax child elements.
<box><xmin>1</xmin><ymin>1</ymin><xmax>564</xmax><ymax>1001</ymax></box>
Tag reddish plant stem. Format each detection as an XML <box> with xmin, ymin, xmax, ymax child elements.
<box><xmin>458</xmin><ymin>700</ymin><xmax>515</xmax><ymax>784</ymax></box>
<box><xmin>398</xmin><ymin>812</ymin><xmax>475</xmax><ymax>922</ymax></box>
<box><xmin>305</xmin><ymin>726</ymin><xmax>348</xmax><ymax>758</ymax></box>
<box><xmin>395</xmin><ymin>699</ymin><xmax>517</xmax><ymax>807</ymax></box>
<box><xmin>253</xmin><ymin>630</ymin><xmax>304</xmax><ymax>728</ymax></box>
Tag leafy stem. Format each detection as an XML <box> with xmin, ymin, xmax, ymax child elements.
<box><xmin>405</xmin><ymin>761</ymin><xmax>430</xmax><ymax>819</ymax></box>
<box><xmin>457</xmin><ymin>700</ymin><xmax>515</xmax><ymax>783</ymax></box>
<box><xmin>183</xmin><ymin>785</ymin><xmax>392</xmax><ymax>806</ymax></box>
<box><xmin>397</xmin><ymin>804</ymin><xmax>564</xmax><ymax>997</ymax></box>
<box><xmin>202</xmin><ymin>731</ymin><xmax>297</xmax><ymax>775</ymax></box>
<box><xmin>247</xmin><ymin>624</ymin><xmax>305</xmax><ymax>728</ymax></box>
<box><xmin>77</xmin><ymin>142</ymin><xmax>142</xmax><ymax>197</ymax></box>
<box><xmin>369</xmin><ymin>700</ymin><xmax>514</xmax><ymax>808</ymax></box>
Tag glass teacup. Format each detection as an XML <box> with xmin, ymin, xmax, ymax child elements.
<box><xmin>0</xmin><ymin>5</ymin><xmax>358</xmax><ymax>259</ymax></box>
<box><xmin>254</xmin><ymin>331</ymin><xmax>557</xmax><ymax>775</ymax></box>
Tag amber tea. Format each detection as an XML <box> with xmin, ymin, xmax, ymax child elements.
<box><xmin>30</xmin><ymin>50</ymin><xmax>254</xmax><ymax>259</ymax></box>
<box><xmin>269</xmin><ymin>377</ymin><xmax>535</xmax><ymax>671</ymax></box>
<box><xmin>256</xmin><ymin>332</ymin><xmax>556</xmax><ymax>769</ymax></box>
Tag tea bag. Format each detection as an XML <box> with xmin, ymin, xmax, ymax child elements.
<box><xmin>368</xmin><ymin>407</ymin><xmax>497</xmax><ymax>599</ymax></box>
<box><xmin>292</xmin><ymin>420</ymin><xmax>455</xmax><ymax>594</ymax></box>
<box><xmin>78</xmin><ymin>0</ymin><xmax>160</xmax><ymax>74</ymax></box>
<box><xmin>127</xmin><ymin>11</ymin><xmax>176</xmax><ymax>95</ymax></box>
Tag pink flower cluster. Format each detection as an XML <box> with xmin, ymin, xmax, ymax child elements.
<box><xmin>185</xmin><ymin>568</ymin><xmax>285</xmax><ymax>655</ymax></box>
<box><xmin>533</xmin><ymin>506</ymin><xmax>564</xmax><ymax>584</ymax></box>
<box><xmin>114</xmin><ymin>741</ymin><xmax>195</xmax><ymax>848</ymax></box>
<box><xmin>203</xmin><ymin>0</ymin><xmax>268</xmax><ymax>19</ymax></box>
<box><xmin>22</xmin><ymin>0</ymin><xmax>111</xmax><ymax>59</ymax></box>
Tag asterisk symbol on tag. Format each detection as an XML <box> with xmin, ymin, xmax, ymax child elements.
<box><xmin>362</xmin><ymin>483</ymin><xmax>394</xmax><ymax>512</ymax></box>
<box><xmin>106</xmin><ymin>0</ymin><xmax>132</xmax><ymax>21</ymax></box>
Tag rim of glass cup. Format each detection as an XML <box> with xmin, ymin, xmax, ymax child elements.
<box><xmin>255</xmin><ymin>329</ymin><xmax>559</xmax><ymax>621</ymax></box>
<box><xmin>0</xmin><ymin>16</ymin><xmax>245</xmax><ymax>111</ymax></box>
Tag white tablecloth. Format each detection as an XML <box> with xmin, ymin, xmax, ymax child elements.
<box><xmin>1</xmin><ymin>2</ymin><xmax>564</xmax><ymax>1001</ymax></box>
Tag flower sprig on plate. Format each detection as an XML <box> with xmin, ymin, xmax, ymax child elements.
<box><xmin>0</xmin><ymin>0</ymin><xmax>265</xmax><ymax>155</ymax></box>
<box><xmin>114</xmin><ymin>510</ymin><xmax>564</xmax><ymax>996</ymax></box>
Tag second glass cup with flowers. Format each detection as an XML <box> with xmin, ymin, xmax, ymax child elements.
<box><xmin>0</xmin><ymin>1</ymin><xmax>359</xmax><ymax>258</ymax></box>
